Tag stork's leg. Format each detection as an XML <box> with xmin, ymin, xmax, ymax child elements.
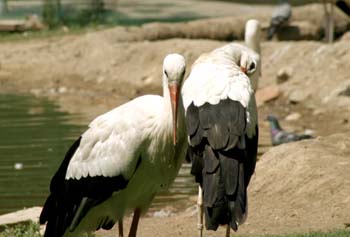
<box><xmin>118</xmin><ymin>219</ymin><xmax>123</xmax><ymax>237</ymax></box>
<box><xmin>225</xmin><ymin>225</ymin><xmax>230</xmax><ymax>237</ymax></box>
<box><xmin>128</xmin><ymin>208</ymin><xmax>141</xmax><ymax>237</ymax></box>
<box><xmin>197</xmin><ymin>185</ymin><xmax>203</xmax><ymax>237</ymax></box>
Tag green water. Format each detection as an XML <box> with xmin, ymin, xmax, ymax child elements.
<box><xmin>0</xmin><ymin>94</ymin><xmax>85</xmax><ymax>215</ymax></box>
<box><xmin>0</xmin><ymin>94</ymin><xmax>196</xmax><ymax>215</ymax></box>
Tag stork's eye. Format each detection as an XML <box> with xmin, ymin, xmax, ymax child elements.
<box><xmin>249</xmin><ymin>62</ymin><xmax>256</xmax><ymax>71</ymax></box>
<box><xmin>247</xmin><ymin>62</ymin><xmax>256</xmax><ymax>74</ymax></box>
<box><xmin>164</xmin><ymin>70</ymin><xmax>169</xmax><ymax>77</ymax></box>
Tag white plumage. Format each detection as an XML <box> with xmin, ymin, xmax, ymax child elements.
<box><xmin>40</xmin><ymin>54</ymin><xmax>187</xmax><ymax>237</ymax></box>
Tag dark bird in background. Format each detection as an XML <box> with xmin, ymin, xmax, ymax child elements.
<box><xmin>267</xmin><ymin>0</ymin><xmax>292</xmax><ymax>40</ymax></box>
<box><xmin>266</xmin><ymin>115</ymin><xmax>313</xmax><ymax>146</ymax></box>
<box><xmin>336</xmin><ymin>0</ymin><xmax>350</xmax><ymax>16</ymax></box>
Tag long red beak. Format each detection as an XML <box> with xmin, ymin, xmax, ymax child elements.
<box><xmin>168</xmin><ymin>82</ymin><xmax>179</xmax><ymax>146</ymax></box>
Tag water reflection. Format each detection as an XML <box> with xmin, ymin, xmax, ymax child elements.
<box><xmin>0</xmin><ymin>94</ymin><xmax>85</xmax><ymax>215</ymax></box>
<box><xmin>0</xmin><ymin>94</ymin><xmax>196</xmax><ymax>215</ymax></box>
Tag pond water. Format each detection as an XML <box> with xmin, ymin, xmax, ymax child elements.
<box><xmin>0</xmin><ymin>94</ymin><xmax>196</xmax><ymax>215</ymax></box>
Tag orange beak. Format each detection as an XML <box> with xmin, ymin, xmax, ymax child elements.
<box><xmin>240</xmin><ymin>66</ymin><xmax>247</xmax><ymax>74</ymax></box>
<box><xmin>168</xmin><ymin>82</ymin><xmax>179</xmax><ymax>146</ymax></box>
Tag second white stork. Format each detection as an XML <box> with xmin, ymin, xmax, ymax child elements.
<box><xmin>182</xmin><ymin>42</ymin><xmax>260</xmax><ymax>236</ymax></box>
<box><xmin>39</xmin><ymin>53</ymin><xmax>187</xmax><ymax>237</ymax></box>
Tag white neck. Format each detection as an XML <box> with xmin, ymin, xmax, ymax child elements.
<box><xmin>245</xmin><ymin>35</ymin><xmax>260</xmax><ymax>55</ymax></box>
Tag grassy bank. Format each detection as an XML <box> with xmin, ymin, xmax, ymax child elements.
<box><xmin>1</xmin><ymin>221</ymin><xmax>349</xmax><ymax>237</ymax></box>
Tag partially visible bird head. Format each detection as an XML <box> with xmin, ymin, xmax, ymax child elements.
<box><xmin>240</xmin><ymin>51</ymin><xmax>257</xmax><ymax>76</ymax></box>
<box><xmin>163</xmin><ymin>53</ymin><xmax>186</xmax><ymax>145</ymax></box>
<box><xmin>266</xmin><ymin>115</ymin><xmax>278</xmax><ymax>122</ymax></box>
<box><xmin>266</xmin><ymin>115</ymin><xmax>282</xmax><ymax>130</ymax></box>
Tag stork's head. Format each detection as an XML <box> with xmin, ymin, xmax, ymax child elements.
<box><xmin>240</xmin><ymin>51</ymin><xmax>257</xmax><ymax>75</ymax></box>
<box><xmin>163</xmin><ymin>53</ymin><xmax>186</xmax><ymax>145</ymax></box>
<box><xmin>239</xmin><ymin>51</ymin><xmax>259</xmax><ymax>92</ymax></box>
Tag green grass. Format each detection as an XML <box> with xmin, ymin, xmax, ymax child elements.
<box><xmin>251</xmin><ymin>230</ymin><xmax>350</xmax><ymax>237</ymax></box>
<box><xmin>0</xmin><ymin>221</ymin><xmax>41</xmax><ymax>237</ymax></box>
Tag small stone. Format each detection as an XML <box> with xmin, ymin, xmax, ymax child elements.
<box><xmin>58</xmin><ymin>87</ymin><xmax>67</xmax><ymax>93</ymax></box>
<box><xmin>62</xmin><ymin>26</ymin><xmax>70</xmax><ymax>33</ymax></box>
<box><xmin>48</xmin><ymin>88</ymin><xmax>57</xmax><ymax>94</ymax></box>
<box><xmin>30</xmin><ymin>88</ymin><xmax>42</xmax><ymax>96</ymax></box>
<box><xmin>255</xmin><ymin>85</ymin><xmax>281</xmax><ymax>106</ymax></box>
<box><xmin>143</xmin><ymin>76</ymin><xmax>155</xmax><ymax>86</ymax></box>
<box><xmin>304</xmin><ymin>129</ymin><xmax>315</xmax><ymax>136</ymax></box>
<box><xmin>276</xmin><ymin>67</ymin><xmax>293</xmax><ymax>84</ymax></box>
<box><xmin>153</xmin><ymin>209</ymin><xmax>175</xmax><ymax>218</ymax></box>
<box><xmin>285</xmin><ymin>112</ymin><xmax>301</xmax><ymax>121</ymax></box>
<box><xmin>97</xmin><ymin>76</ymin><xmax>105</xmax><ymax>84</ymax></box>
<box><xmin>340</xmin><ymin>31</ymin><xmax>350</xmax><ymax>41</ymax></box>
<box><xmin>14</xmin><ymin>163</ymin><xmax>23</xmax><ymax>170</ymax></box>
<box><xmin>288</xmin><ymin>90</ymin><xmax>309</xmax><ymax>104</ymax></box>
<box><xmin>312</xmin><ymin>109</ymin><xmax>325</xmax><ymax>116</ymax></box>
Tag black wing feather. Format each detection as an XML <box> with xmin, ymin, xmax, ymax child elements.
<box><xmin>40</xmin><ymin>136</ymin><xmax>137</xmax><ymax>237</ymax></box>
<box><xmin>186</xmin><ymin>99</ymin><xmax>258</xmax><ymax>231</ymax></box>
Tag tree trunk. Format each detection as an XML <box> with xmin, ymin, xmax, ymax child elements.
<box><xmin>42</xmin><ymin>0</ymin><xmax>62</xmax><ymax>27</ymax></box>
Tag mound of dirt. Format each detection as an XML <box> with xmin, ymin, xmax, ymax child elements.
<box><xmin>244</xmin><ymin>133</ymin><xmax>350</xmax><ymax>235</ymax></box>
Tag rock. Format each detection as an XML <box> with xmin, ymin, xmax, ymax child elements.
<box><xmin>14</xmin><ymin>163</ymin><xmax>23</xmax><ymax>170</ymax></box>
<box><xmin>255</xmin><ymin>85</ymin><xmax>281</xmax><ymax>107</ymax></box>
<box><xmin>62</xmin><ymin>26</ymin><xmax>70</xmax><ymax>33</ymax></box>
<box><xmin>312</xmin><ymin>108</ymin><xmax>325</xmax><ymax>116</ymax></box>
<box><xmin>340</xmin><ymin>31</ymin><xmax>350</xmax><ymax>41</ymax></box>
<box><xmin>142</xmin><ymin>76</ymin><xmax>155</xmax><ymax>86</ymax></box>
<box><xmin>153</xmin><ymin>209</ymin><xmax>175</xmax><ymax>218</ymax></box>
<box><xmin>30</xmin><ymin>88</ymin><xmax>42</xmax><ymax>96</ymax></box>
<box><xmin>285</xmin><ymin>112</ymin><xmax>301</xmax><ymax>121</ymax></box>
<box><xmin>0</xmin><ymin>207</ymin><xmax>42</xmax><ymax>231</ymax></box>
<box><xmin>276</xmin><ymin>67</ymin><xmax>293</xmax><ymax>84</ymax></box>
<box><xmin>304</xmin><ymin>129</ymin><xmax>315</xmax><ymax>136</ymax></box>
<box><xmin>97</xmin><ymin>76</ymin><xmax>105</xmax><ymax>84</ymax></box>
<box><xmin>58</xmin><ymin>87</ymin><xmax>67</xmax><ymax>94</ymax></box>
<box><xmin>24</xmin><ymin>14</ymin><xmax>45</xmax><ymax>31</ymax></box>
<box><xmin>338</xmin><ymin>85</ymin><xmax>350</xmax><ymax>97</ymax></box>
<box><xmin>288</xmin><ymin>90</ymin><xmax>309</xmax><ymax>104</ymax></box>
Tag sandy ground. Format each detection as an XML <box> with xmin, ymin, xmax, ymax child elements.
<box><xmin>0</xmin><ymin>2</ymin><xmax>350</xmax><ymax>236</ymax></box>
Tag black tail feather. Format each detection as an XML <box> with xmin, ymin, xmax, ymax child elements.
<box><xmin>199</xmin><ymin>146</ymin><xmax>247</xmax><ymax>231</ymax></box>
<box><xmin>40</xmin><ymin>194</ymin><xmax>75</xmax><ymax>237</ymax></box>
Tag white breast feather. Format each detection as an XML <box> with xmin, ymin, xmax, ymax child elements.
<box><xmin>65</xmin><ymin>95</ymin><xmax>163</xmax><ymax>180</ymax></box>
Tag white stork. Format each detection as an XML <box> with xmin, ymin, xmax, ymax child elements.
<box><xmin>182</xmin><ymin>20</ymin><xmax>261</xmax><ymax>237</ymax></box>
<box><xmin>39</xmin><ymin>53</ymin><xmax>188</xmax><ymax>237</ymax></box>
